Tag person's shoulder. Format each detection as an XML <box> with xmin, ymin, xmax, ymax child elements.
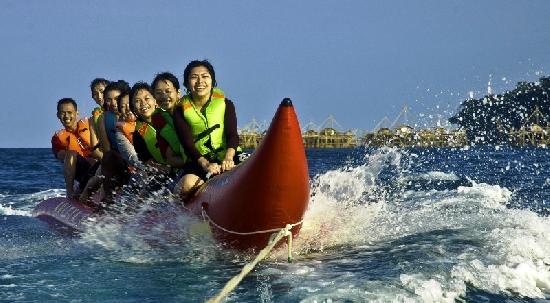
<box><xmin>51</xmin><ymin>131</ymin><xmax>64</xmax><ymax>153</ymax></box>
<box><xmin>152</xmin><ymin>116</ymin><xmax>167</xmax><ymax>129</ymax></box>
<box><xmin>52</xmin><ymin>128</ymin><xmax>65</xmax><ymax>138</ymax></box>
<box><xmin>224</xmin><ymin>99</ymin><xmax>236</xmax><ymax>111</ymax></box>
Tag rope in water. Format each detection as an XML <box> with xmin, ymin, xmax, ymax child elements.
<box><xmin>201</xmin><ymin>208</ymin><xmax>301</xmax><ymax>263</ymax></box>
<box><xmin>201</xmin><ymin>208</ymin><xmax>303</xmax><ymax>236</ymax></box>
<box><xmin>206</xmin><ymin>223</ymin><xmax>295</xmax><ymax>303</ymax></box>
<box><xmin>201</xmin><ymin>207</ymin><xmax>302</xmax><ymax>302</ymax></box>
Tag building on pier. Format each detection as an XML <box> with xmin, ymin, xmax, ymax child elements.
<box><xmin>508</xmin><ymin>106</ymin><xmax>550</xmax><ymax>147</ymax></box>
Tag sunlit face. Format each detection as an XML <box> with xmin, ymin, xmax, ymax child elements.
<box><xmin>188</xmin><ymin>66</ymin><xmax>212</xmax><ymax>100</ymax></box>
<box><xmin>154</xmin><ymin>80</ymin><xmax>181</xmax><ymax>112</ymax></box>
<box><xmin>119</xmin><ymin>94</ymin><xmax>136</xmax><ymax>122</ymax></box>
<box><xmin>104</xmin><ymin>89</ymin><xmax>121</xmax><ymax>112</ymax></box>
<box><xmin>91</xmin><ymin>83</ymin><xmax>106</xmax><ymax>106</ymax></box>
<box><xmin>57</xmin><ymin>103</ymin><xmax>78</xmax><ymax>130</ymax></box>
<box><xmin>132</xmin><ymin>89</ymin><xmax>157</xmax><ymax>120</ymax></box>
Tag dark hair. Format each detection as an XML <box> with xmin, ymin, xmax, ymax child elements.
<box><xmin>183</xmin><ymin>60</ymin><xmax>217</xmax><ymax>91</ymax></box>
<box><xmin>90</xmin><ymin>78</ymin><xmax>110</xmax><ymax>92</ymax></box>
<box><xmin>57</xmin><ymin>98</ymin><xmax>78</xmax><ymax>112</ymax></box>
<box><xmin>116</xmin><ymin>80</ymin><xmax>131</xmax><ymax>113</ymax></box>
<box><xmin>103</xmin><ymin>80</ymin><xmax>128</xmax><ymax>110</ymax></box>
<box><xmin>152</xmin><ymin>72</ymin><xmax>180</xmax><ymax>91</ymax></box>
<box><xmin>103</xmin><ymin>80</ymin><xmax>124</xmax><ymax>95</ymax></box>
<box><xmin>118</xmin><ymin>80</ymin><xmax>131</xmax><ymax>95</ymax></box>
<box><xmin>129</xmin><ymin>81</ymin><xmax>154</xmax><ymax>113</ymax></box>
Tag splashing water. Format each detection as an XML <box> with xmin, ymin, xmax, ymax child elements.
<box><xmin>3</xmin><ymin>148</ymin><xmax>548</xmax><ymax>302</ymax></box>
<box><xmin>77</xmin><ymin>169</ymin><xmax>227</xmax><ymax>264</ymax></box>
<box><xmin>264</xmin><ymin>148</ymin><xmax>550</xmax><ymax>302</ymax></box>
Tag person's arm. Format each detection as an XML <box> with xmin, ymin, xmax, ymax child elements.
<box><xmin>173</xmin><ymin>106</ymin><xmax>221</xmax><ymax>176</ymax></box>
<box><xmin>88</xmin><ymin>121</ymin><xmax>103</xmax><ymax>159</ymax></box>
<box><xmin>97</xmin><ymin>114</ymin><xmax>111</xmax><ymax>152</ymax></box>
<box><xmin>52</xmin><ymin>135</ymin><xmax>64</xmax><ymax>159</ymax></box>
<box><xmin>132</xmin><ymin>132</ymin><xmax>153</xmax><ymax>163</ymax></box>
<box><xmin>221</xmin><ymin>99</ymin><xmax>238</xmax><ymax>172</ymax></box>
<box><xmin>224</xmin><ymin>99</ymin><xmax>238</xmax><ymax>149</ymax></box>
<box><xmin>52</xmin><ymin>136</ymin><xmax>76</xmax><ymax>198</ymax></box>
<box><xmin>173</xmin><ymin>106</ymin><xmax>202</xmax><ymax>161</ymax></box>
<box><xmin>115</xmin><ymin>129</ymin><xmax>139</xmax><ymax>166</ymax></box>
<box><xmin>165</xmin><ymin>145</ymin><xmax>186</xmax><ymax>168</ymax></box>
<box><xmin>53</xmin><ymin>148</ymin><xmax>78</xmax><ymax>198</ymax></box>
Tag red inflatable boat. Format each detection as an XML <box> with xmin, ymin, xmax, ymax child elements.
<box><xmin>33</xmin><ymin>99</ymin><xmax>310</xmax><ymax>250</ymax></box>
<box><xmin>184</xmin><ymin>98</ymin><xmax>310</xmax><ymax>249</ymax></box>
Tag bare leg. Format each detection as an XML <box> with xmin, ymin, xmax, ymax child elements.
<box><xmin>79</xmin><ymin>173</ymin><xmax>103</xmax><ymax>205</ymax></box>
<box><xmin>63</xmin><ymin>150</ymin><xmax>78</xmax><ymax>198</ymax></box>
<box><xmin>101</xmin><ymin>150</ymin><xmax>129</xmax><ymax>205</ymax></box>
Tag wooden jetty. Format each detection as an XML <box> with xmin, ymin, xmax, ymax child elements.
<box><xmin>238</xmin><ymin>108</ymin><xmax>467</xmax><ymax>149</ymax></box>
<box><xmin>508</xmin><ymin>106</ymin><xmax>550</xmax><ymax>147</ymax></box>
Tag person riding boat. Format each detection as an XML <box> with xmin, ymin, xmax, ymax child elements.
<box><xmin>96</xmin><ymin>81</ymin><xmax>186</xmax><ymax>200</ymax></box>
<box><xmin>128</xmin><ymin>81</ymin><xmax>185</xmax><ymax>170</ymax></box>
<box><xmin>89</xmin><ymin>80</ymin><xmax>133</xmax><ymax>204</ymax></box>
<box><xmin>150</xmin><ymin>72</ymin><xmax>186</xmax><ymax>168</ymax></box>
<box><xmin>96</xmin><ymin>80</ymin><xmax>130</xmax><ymax>153</ymax></box>
<box><xmin>52</xmin><ymin>98</ymin><xmax>101</xmax><ymax>198</ymax></box>
<box><xmin>80</xmin><ymin>89</ymin><xmax>136</xmax><ymax>204</ymax></box>
<box><xmin>88</xmin><ymin>78</ymin><xmax>109</xmax><ymax>158</ymax></box>
<box><xmin>173</xmin><ymin>60</ymin><xmax>244</xmax><ymax>199</ymax></box>
<box><xmin>152</xmin><ymin>72</ymin><xmax>182</xmax><ymax>114</ymax></box>
<box><xmin>90</xmin><ymin>78</ymin><xmax>110</xmax><ymax>129</ymax></box>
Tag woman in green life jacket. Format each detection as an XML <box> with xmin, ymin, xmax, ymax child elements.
<box><xmin>129</xmin><ymin>82</ymin><xmax>185</xmax><ymax>169</ymax></box>
<box><xmin>173</xmin><ymin>60</ymin><xmax>242</xmax><ymax>199</ymax></box>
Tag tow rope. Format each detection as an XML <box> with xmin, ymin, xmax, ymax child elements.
<box><xmin>202</xmin><ymin>208</ymin><xmax>301</xmax><ymax>303</ymax></box>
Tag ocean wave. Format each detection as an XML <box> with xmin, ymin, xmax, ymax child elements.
<box><xmin>0</xmin><ymin>204</ymin><xmax>31</xmax><ymax>217</ymax></box>
<box><xmin>283</xmin><ymin>149</ymin><xmax>549</xmax><ymax>301</ymax></box>
<box><xmin>0</xmin><ymin>189</ymin><xmax>65</xmax><ymax>217</ymax></box>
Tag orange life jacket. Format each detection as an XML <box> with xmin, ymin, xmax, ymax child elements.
<box><xmin>53</xmin><ymin>118</ymin><xmax>93</xmax><ymax>157</ymax></box>
<box><xmin>116</xmin><ymin>120</ymin><xmax>137</xmax><ymax>143</ymax></box>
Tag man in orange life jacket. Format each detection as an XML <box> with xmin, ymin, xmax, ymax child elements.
<box><xmin>51</xmin><ymin>98</ymin><xmax>100</xmax><ymax>198</ymax></box>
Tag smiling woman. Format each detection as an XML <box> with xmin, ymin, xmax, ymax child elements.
<box><xmin>173</xmin><ymin>60</ymin><xmax>244</xmax><ymax>200</ymax></box>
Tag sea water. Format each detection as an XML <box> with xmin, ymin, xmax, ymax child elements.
<box><xmin>0</xmin><ymin>147</ymin><xmax>549</xmax><ymax>302</ymax></box>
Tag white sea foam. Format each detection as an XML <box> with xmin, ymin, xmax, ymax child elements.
<box><xmin>0</xmin><ymin>189</ymin><xmax>65</xmax><ymax>217</ymax></box>
<box><xmin>284</xmin><ymin>149</ymin><xmax>550</xmax><ymax>301</ymax></box>
<box><xmin>414</xmin><ymin>171</ymin><xmax>461</xmax><ymax>181</ymax></box>
<box><xmin>78</xmin><ymin>186</ymin><xmax>220</xmax><ymax>264</ymax></box>
<box><xmin>0</xmin><ymin>203</ymin><xmax>31</xmax><ymax>217</ymax></box>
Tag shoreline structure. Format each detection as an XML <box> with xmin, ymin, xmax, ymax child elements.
<box><xmin>239</xmin><ymin>76</ymin><xmax>550</xmax><ymax>148</ymax></box>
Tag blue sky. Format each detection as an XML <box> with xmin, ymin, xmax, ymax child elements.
<box><xmin>1</xmin><ymin>0</ymin><xmax>549</xmax><ymax>147</ymax></box>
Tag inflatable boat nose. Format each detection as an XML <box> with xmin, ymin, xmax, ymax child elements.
<box><xmin>280</xmin><ymin>98</ymin><xmax>293</xmax><ymax>107</ymax></box>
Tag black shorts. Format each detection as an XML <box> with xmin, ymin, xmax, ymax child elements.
<box><xmin>75</xmin><ymin>155</ymin><xmax>99</xmax><ymax>189</ymax></box>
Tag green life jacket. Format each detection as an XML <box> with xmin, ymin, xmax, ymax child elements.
<box><xmin>135</xmin><ymin>121</ymin><xmax>166</xmax><ymax>164</ymax></box>
<box><xmin>181</xmin><ymin>88</ymin><xmax>235</xmax><ymax>162</ymax></box>
<box><xmin>91</xmin><ymin>107</ymin><xmax>103</xmax><ymax>132</ymax></box>
<box><xmin>152</xmin><ymin>109</ymin><xmax>185</xmax><ymax>162</ymax></box>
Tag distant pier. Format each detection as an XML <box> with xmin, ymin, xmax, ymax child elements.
<box><xmin>507</xmin><ymin>105</ymin><xmax>550</xmax><ymax>147</ymax></box>
<box><xmin>238</xmin><ymin>112</ymin><xmax>467</xmax><ymax>149</ymax></box>
<box><xmin>238</xmin><ymin>104</ymin><xmax>550</xmax><ymax>149</ymax></box>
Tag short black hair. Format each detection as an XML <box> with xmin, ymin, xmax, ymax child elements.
<box><xmin>183</xmin><ymin>60</ymin><xmax>217</xmax><ymax>91</ymax></box>
<box><xmin>57</xmin><ymin>98</ymin><xmax>78</xmax><ymax>112</ymax></box>
<box><xmin>152</xmin><ymin>72</ymin><xmax>180</xmax><ymax>91</ymax></box>
<box><xmin>117</xmin><ymin>80</ymin><xmax>131</xmax><ymax>96</ymax></box>
<box><xmin>129</xmin><ymin>81</ymin><xmax>154</xmax><ymax>113</ymax></box>
<box><xmin>116</xmin><ymin>80</ymin><xmax>131</xmax><ymax>113</ymax></box>
<box><xmin>104</xmin><ymin>80</ymin><xmax>122</xmax><ymax>96</ymax></box>
<box><xmin>90</xmin><ymin>78</ymin><xmax>110</xmax><ymax>92</ymax></box>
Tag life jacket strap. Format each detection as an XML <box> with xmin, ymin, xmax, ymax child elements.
<box><xmin>194</xmin><ymin>124</ymin><xmax>221</xmax><ymax>143</ymax></box>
